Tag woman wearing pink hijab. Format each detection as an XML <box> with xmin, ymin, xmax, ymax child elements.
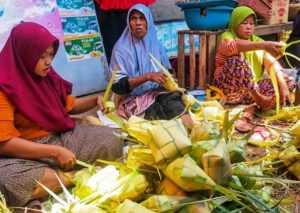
<box><xmin>0</xmin><ymin>22</ymin><xmax>123</xmax><ymax>208</ymax></box>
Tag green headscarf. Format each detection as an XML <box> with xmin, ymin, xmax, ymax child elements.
<box><xmin>221</xmin><ymin>6</ymin><xmax>266</xmax><ymax>82</ymax></box>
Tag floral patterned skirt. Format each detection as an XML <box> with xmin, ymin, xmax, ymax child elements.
<box><xmin>213</xmin><ymin>55</ymin><xmax>295</xmax><ymax>105</ymax></box>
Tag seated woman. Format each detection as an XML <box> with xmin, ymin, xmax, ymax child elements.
<box><xmin>283</xmin><ymin>11</ymin><xmax>300</xmax><ymax>105</ymax></box>
<box><xmin>213</xmin><ymin>6</ymin><xmax>295</xmax><ymax>124</ymax></box>
<box><xmin>0</xmin><ymin>22</ymin><xmax>123</xmax><ymax>209</ymax></box>
<box><xmin>110</xmin><ymin>4</ymin><xmax>187</xmax><ymax>121</ymax></box>
<box><xmin>282</xmin><ymin>10</ymin><xmax>300</xmax><ymax>70</ymax></box>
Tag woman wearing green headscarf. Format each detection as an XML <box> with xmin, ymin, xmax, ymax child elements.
<box><xmin>213</xmin><ymin>6</ymin><xmax>294</xmax><ymax>113</ymax></box>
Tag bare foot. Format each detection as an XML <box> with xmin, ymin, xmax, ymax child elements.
<box><xmin>251</xmin><ymin>90</ymin><xmax>275</xmax><ymax>111</ymax></box>
<box><xmin>256</xmin><ymin>95</ymin><xmax>275</xmax><ymax>111</ymax></box>
<box><xmin>31</xmin><ymin>168</ymin><xmax>76</xmax><ymax>199</ymax></box>
<box><xmin>242</xmin><ymin>103</ymin><xmax>257</xmax><ymax>121</ymax></box>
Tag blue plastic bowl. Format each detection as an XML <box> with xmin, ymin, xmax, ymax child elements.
<box><xmin>183</xmin><ymin>6</ymin><xmax>234</xmax><ymax>30</ymax></box>
<box><xmin>176</xmin><ymin>0</ymin><xmax>237</xmax><ymax>9</ymax></box>
<box><xmin>187</xmin><ymin>89</ymin><xmax>206</xmax><ymax>101</ymax></box>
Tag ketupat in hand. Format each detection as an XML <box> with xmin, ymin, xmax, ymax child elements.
<box><xmin>149</xmin><ymin>53</ymin><xmax>185</xmax><ymax>93</ymax></box>
<box><xmin>146</xmin><ymin>72</ymin><xmax>167</xmax><ymax>84</ymax></box>
<box><xmin>264</xmin><ymin>41</ymin><xmax>284</xmax><ymax>58</ymax></box>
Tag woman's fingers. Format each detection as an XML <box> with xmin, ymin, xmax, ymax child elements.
<box><xmin>97</xmin><ymin>95</ymin><xmax>105</xmax><ymax>110</ymax></box>
<box><xmin>282</xmin><ymin>96</ymin><xmax>286</xmax><ymax>106</ymax></box>
<box><xmin>286</xmin><ymin>95</ymin><xmax>292</xmax><ymax>105</ymax></box>
<box><xmin>273</xmin><ymin>41</ymin><xmax>284</xmax><ymax>48</ymax></box>
<box><xmin>64</xmin><ymin>156</ymin><xmax>76</xmax><ymax>170</ymax></box>
<box><xmin>150</xmin><ymin>72</ymin><xmax>167</xmax><ymax>84</ymax></box>
<box><xmin>265</xmin><ymin>41</ymin><xmax>283</xmax><ymax>58</ymax></box>
<box><xmin>55</xmin><ymin>146</ymin><xmax>77</xmax><ymax>170</ymax></box>
<box><xmin>159</xmin><ymin>75</ymin><xmax>167</xmax><ymax>84</ymax></box>
<box><xmin>283</xmin><ymin>93</ymin><xmax>292</xmax><ymax>106</ymax></box>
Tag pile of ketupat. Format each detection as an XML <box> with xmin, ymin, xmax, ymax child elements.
<box><xmin>35</xmin><ymin>56</ymin><xmax>299</xmax><ymax>212</ymax></box>
<box><xmin>35</xmin><ymin>97</ymin><xmax>300</xmax><ymax>213</ymax></box>
<box><xmin>2</xmin><ymin>55</ymin><xmax>300</xmax><ymax>212</ymax></box>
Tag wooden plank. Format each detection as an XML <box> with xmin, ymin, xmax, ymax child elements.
<box><xmin>207</xmin><ymin>34</ymin><xmax>217</xmax><ymax>84</ymax></box>
<box><xmin>178</xmin><ymin>32</ymin><xmax>185</xmax><ymax>87</ymax></box>
<box><xmin>179</xmin><ymin>29</ymin><xmax>224</xmax><ymax>35</ymax></box>
<box><xmin>189</xmin><ymin>34</ymin><xmax>196</xmax><ymax>88</ymax></box>
<box><xmin>178</xmin><ymin>22</ymin><xmax>292</xmax><ymax>38</ymax></box>
<box><xmin>254</xmin><ymin>22</ymin><xmax>293</xmax><ymax>36</ymax></box>
<box><xmin>199</xmin><ymin>34</ymin><xmax>207</xmax><ymax>89</ymax></box>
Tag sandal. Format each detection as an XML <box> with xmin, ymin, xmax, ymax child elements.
<box><xmin>249</xmin><ymin>126</ymin><xmax>271</xmax><ymax>143</ymax></box>
<box><xmin>242</xmin><ymin>103</ymin><xmax>256</xmax><ymax>121</ymax></box>
<box><xmin>248</xmin><ymin>126</ymin><xmax>279</xmax><ymax>147</ymax></box>
<box><xmin>234</xmin><ymin>104</ymin><xmax>257</xmax><ymax>133</ymax></box>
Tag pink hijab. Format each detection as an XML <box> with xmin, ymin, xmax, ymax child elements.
<box><xmin>0</xmin><ymin>22</ymin><xmax>75</xmax><ymax>132</ymax></box>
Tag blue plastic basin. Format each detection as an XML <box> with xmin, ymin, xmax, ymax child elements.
<box><xmin>187</xmin><ymin>89</ymin><xmax>206</xmax><ymax>101</ymax></box>
<box><xmin>176</xmin><ymin>0</ymin><xmax>237</xmax><ymax>9</ymax></box>
<box><xmin>183</xmin><ymin>6</ymin><xmax>234</xmax><ymax>30</ymax></box>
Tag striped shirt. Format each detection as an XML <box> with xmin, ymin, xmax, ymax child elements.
<box><xmin>214</xmin><ymin>38</ymin><xmax>277</xmax><ymax>81</ymax></box>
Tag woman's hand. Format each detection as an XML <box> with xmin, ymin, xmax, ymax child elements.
<box><xmin>54</xmin><ymin>146</ymin><xmax>76</xmax><ymax>170</ymax></box>
<box><xmin>278</xmin><ymin>80</ymin><xmax>291</xmax><ymax>106</ymax></box>
<box><xmin>71</xmin><ymin>95</ymin><xmax>107</xmax><ymax>115</ymax></box>
<box><xmin>96</xmin><ymin>95</ymin><xmax>104</xmax><ymax>110</ymax></box>
<box><xmin>98</xmin><ymin>95</ymin><xmax>110</xmax><ymax>114</ymax></box>
<box><xmin>146</xmin><ymin>72</ymin><xmax>167</xmax><ymax>84</ymax></box>
<box><xmin>263</xmin><ymin>41</ymin><xmax>283</xmax><ymax>58</ymax></box>
<box><xmin>275</xmin><ymin>68</ymin><xmax>291</xmax><ymax>106</ymax></box>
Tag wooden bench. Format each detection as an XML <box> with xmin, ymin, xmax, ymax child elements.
<box><xmin>177</xmin><ymin>22</ymin><xmax>293</xmax><ymax>89</ymax></box>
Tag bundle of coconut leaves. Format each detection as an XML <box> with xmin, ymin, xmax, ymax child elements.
<box><xmin>5</xmin><ymin>54</ymin><xmax>300</xmax><ymax>212</ymax></box>
<box><xmin>0</xmin><ymin>193</ymin><xmax>11</xmax><ymax>213</ymax></box>
<box><xmin>32</xmin><ymin>100</ymin><xmax>299</xmax><ymax>213</ymax></box>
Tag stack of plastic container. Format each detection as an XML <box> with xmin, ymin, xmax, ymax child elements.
<box><xmin>176</xmin><ymin>0</ymin><xmax>237</xmax><ymax>30</ymax></box>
